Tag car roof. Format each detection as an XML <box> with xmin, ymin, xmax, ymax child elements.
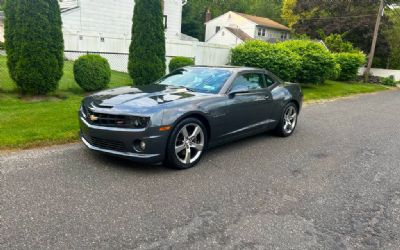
<box><xmin>184</xmin><ymin>65</ymin><xmax>264</xmax><ymax>72</ymax></box>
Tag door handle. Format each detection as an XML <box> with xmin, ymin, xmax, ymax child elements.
<box><xmin>264</xmin><ymin>95</ymin><xmax>271</xmax><ymax>100</ymax></box>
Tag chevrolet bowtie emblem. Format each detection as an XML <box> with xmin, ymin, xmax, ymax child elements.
<box><xmin>90</xmin><ymin>115</ymin><xmax>99</xmax><ymax>121</ymax></box>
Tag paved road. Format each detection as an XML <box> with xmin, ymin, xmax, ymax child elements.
<box><xmin>1</xmin><ymin>90</ymin><xmax>400</xmax><ymax>249</ymax></box>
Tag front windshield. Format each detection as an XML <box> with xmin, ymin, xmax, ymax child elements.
<box><xmin>156</xmin><ymin>68</ymin><xmax>232</xmax><ymax>94</ymax></box>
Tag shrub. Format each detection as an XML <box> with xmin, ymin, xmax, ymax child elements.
<box><xmin>73</xmin><ymin>55</ymin><xmax>111</xmax><ymax>91</ymax></box>
<box><xmin>128</xmin><ymin>0</ymin><xmax>166</xmax><ymax>85</ymax></box>
<box><xmin>4</xmin><ymin>0</ymin><xmax>64</xmax><ymax>95</ymax></box>
<box><xmin>334</xmin><ymin>52</ymin><xmax>366</xmax><ymax>81</ymax></box>
<box><xmin>0</xmin><ymin>41</ymin><xmax>4</xmax><ymax>50</ymax></box>
<box><xmin>278</xmin><ymin>40</ymin><xmax>337</xmax><ymax>84</ymax></box>
<box><xmin>381</xmin><ymin>75</ymin><xmax>397</xmax><ymax>86</ymax></box>
<box><xmin>169</xmin><ymin>57</ymin><xmax>195</xmax><ymax>72</ymax></box>
<box><xmin>231</xmin><ymin>40</ymin><xmax>301</xmax><ymax>81</ymax></box>
<box><xmin>323</xmin><ymin>34</ymin><xmax>356</xmax><ymax>53</ymax></box>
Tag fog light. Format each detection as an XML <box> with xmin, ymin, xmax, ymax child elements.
<box><xmin>133</xmin><ymin>140</ymin><xmax>146</xmax><ymax>152</ymax></box>
<box><xmin>140</xmin><ymin>141</ymin><xmax>146</xmax><ymax>151</ymax></box>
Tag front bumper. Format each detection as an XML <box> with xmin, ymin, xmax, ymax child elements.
<box><xmin>79</xmin><ymin>115</ymin><xmax>169</xmax><ymax>164</ymax></box>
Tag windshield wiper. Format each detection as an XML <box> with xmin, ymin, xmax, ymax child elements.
<box><xmin>178</xmin><ymin>86</ymin><xmax>196</xmax><ymax>92</ymax></box>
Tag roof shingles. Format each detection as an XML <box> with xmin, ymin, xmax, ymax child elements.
<box><xmin>225</xmin><ymin>27</ymin><xmax>253</xmax><ymax>41</ymax></box>
<box><xmin>234</xmin><ymin>12</ymin><xmax>290</xmax><ymax>31</ymax></box>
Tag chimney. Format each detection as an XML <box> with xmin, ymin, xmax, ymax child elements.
<box><xmin>205</xmin><ymin>8</ymin><xmax>212</xmax><ymax>23</ymax></box>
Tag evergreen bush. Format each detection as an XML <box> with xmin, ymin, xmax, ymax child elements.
<box><xmin>73</xmin><ymin>55</ymin><xmax>111</xmax><ymax>91</ymax></box>
<box><xmin>4</xmin><ymin>0</ymin><xmax>64</xmax><ymax>95</ymax></box>
<box><xmin>128</xmin><ymin>0</ymin><xmax>166</xmax><ymax>85</ymax></box>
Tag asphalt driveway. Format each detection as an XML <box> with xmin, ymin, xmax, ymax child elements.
<box><xmin>1</xmin><ymin>90</ymin><xmax>400</xmax><ymax>249</ymax></box>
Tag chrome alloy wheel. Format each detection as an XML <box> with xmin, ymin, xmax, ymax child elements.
<box><xmin>175</xmin><ymin>123</ymin><xmax>205</xmax><ymax>164</ymax></box>
<box><xmin>283</xmin><ymin>106</ymin><xmax>297</xmax><ymax>134</ymax></box>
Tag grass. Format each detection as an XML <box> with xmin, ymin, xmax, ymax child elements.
<box><xmin>302</xmin><ymin>80</ymin><xmax>389</xmax><ymax>101</ymax></box>
<box><xmin>0</xmin><ymin>55</ymin><xmax>393</xmax><ymax>150</ymax></box>
<box><xmin>0</xmin><ymin>56</ymin><xmax>132</xmax><ymax>149</ymax></box>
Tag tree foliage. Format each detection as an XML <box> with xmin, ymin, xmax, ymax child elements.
<box><xmin>323</xmin><ymin>34</ymin><xmax>357</xmax><ymax>53</ymax></box>
<box><xmin>287</xmin><ymin>0</ymin><xmax>400</xmax><ymax>68</ymax></box>
<box><xmin>182</xmin><ymin>0</ymin><xmax>283</xmax><ymax>41</ymax></box>
<box><xmin>281</xmin><ymin>0</ymin><xmax>299</xmax><ymax>28</ymax></box>
<box><xmin>4</xmin><ymin>0</ymin><xmax>64</xmax><ymax>95</ymax></box>
<box><xmin>384</xmin><ymin>8</ymin><xmax>400</xmax><ymax>69</ymax></box>
<box><xmin>128</xmin><ymin>0</ymin><xmax>166</xmax><ymax>85</ymax></box>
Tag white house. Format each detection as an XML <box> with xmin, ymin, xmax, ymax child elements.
<box><xmin>59</xmin><ymin>0</ymin><xmax>196</xmax><ymax>52</ymax></box>
<box><xmin>205</xmin><ymin>11</ymin><xmax>290</xmax><ymax>46</ymax></box>
<box><xmin>0</xmin><ymin>11</ymin><xmax>4</xmax><ymax>43</ymax></box>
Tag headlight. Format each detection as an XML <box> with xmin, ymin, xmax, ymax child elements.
<box><xmin>125</xmin><ymin>116</ymin><xmax>150</xmax><ymax>129</ymax></box>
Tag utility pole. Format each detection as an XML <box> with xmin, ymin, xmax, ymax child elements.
<box><xmin>364</xmin><ymin>0</ymin><xmax>385</xmax><ymax>83</ymax></box>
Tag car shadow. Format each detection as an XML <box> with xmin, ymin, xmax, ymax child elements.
<box><xmin>89</xmin><ymin>131</ymin><xmax>283</xmax><ymax>173</ymax></box>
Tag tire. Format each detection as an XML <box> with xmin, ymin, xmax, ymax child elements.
<box><xmin>275</xmin><ymin>102</ymin><xmax>298</xmax><ymax>137</ymax></box>
<box><xmin>165</xmin><ymin>118</ymin><xmax>208</xmax><ymax>170</ymax></box>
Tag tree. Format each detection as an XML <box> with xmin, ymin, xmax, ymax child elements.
<box><xmin>288</xmin><ymin>0</ymin><xmax>399</xmax><ymax>68</ymax></box>
<box><xmin>384</xmin><ymin>8</ymin><xmax>400</xmax><ymax>69</ymax></box>
<box><xmin>281</xmin><ymin>0</ymin><xmax>299</xmax><ymax>28</ymax></box>
<box><xmin>128</xmin><ymin>0</ymin><xmax>166</xmax><ymax>85</ymax></box>
<box><xmin>323</xmin><ymin>34</ymin><xmax>357</xmax><ymax>53</ymax></box>
<box><xmin>4</xmin><ymin>0</ymin><xmax>64</xmax><ymax>95</ymax></box>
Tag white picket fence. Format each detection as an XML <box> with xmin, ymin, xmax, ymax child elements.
<box><xmin>359</xmin><ymin>67</ymin><xmax>400</xmax><ymax>81</ymax></box>
<box><xmin>63</xmin><ymin>33</ymin><xmax>232</xmax><ymax>72</ymax></box>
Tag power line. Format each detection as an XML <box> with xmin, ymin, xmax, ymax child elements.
<box><xmin>270</xmin><ymin>14</ymin><xmax>378</xmax><ymax>22</ymax></box>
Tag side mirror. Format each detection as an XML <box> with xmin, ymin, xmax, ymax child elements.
<box><xmin>229</xmin><ymin>86</ymin><xmax>249</xmax><ymax>97</ymax></box>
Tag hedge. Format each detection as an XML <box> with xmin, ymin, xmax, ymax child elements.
<box><xmin>278</xmin><ymin>40</ymin><xmax>337</xmax><ymax>84</ymax></box>
<box><xmin>334</xmin><ymin>52</ymin><xmax>366</xmax><ymax>81</ymax></box>
<box><xmin>231</xmin><ymin>40</ymin><xmax>301</xmax><ymax>81</ymax></box>
<box><xmin>73</xmin><ymin>55</ymin><xmax>111</xmax><ymax>91</ymax></box>
<box><xmin>169</xmin><ymin>57</ymin><xmax>195</xmax><ymax>72</ymax></box>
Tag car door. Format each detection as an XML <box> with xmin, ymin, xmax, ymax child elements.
<box><xmin>219</xmin><ymin>72</ymin><xmax>274</xmax><ymax>139</ymax></box>
<box><xmin>264</xmin><ymin>72</ymin><xmax>286</xmax><ymax>125</ymax></box>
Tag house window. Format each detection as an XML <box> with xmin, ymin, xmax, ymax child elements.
<box><xmin>100</xmin><ymin>37</ymin><xmax>105</xmax><ymax>42</ymax></box>
<box><xmin>216</xmin><ymin>26</ymin><xmax>221</xmax><ymax>34</ymax></box>
<box><xmin>258</xmin><ymin>28</ymin><xmax>266</xmax><ymax>37</ymax></box>
<box><xmin>79</xmin><ymin>35</ymin><xmax>83</xmax><ymax>40</ymax></box>
<box><xmin>222</xmin><ymin>31</ymin><xmax>225</xmax><ymax>36</ymax></box>
<box><xmin>163</xmin><ymin>15</ymin><xmax>168</xmax><ymax>29</ymax></box>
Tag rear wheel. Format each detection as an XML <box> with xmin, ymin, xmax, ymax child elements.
<box><xmin>165</xmin><ymin>118</ymin><xmax>207</xmax><ymax>170</ymax></box>
<box><xmin>275</xmin><ymin>103</ymin><xmax>298</xmax><ymax>137</ymax></box>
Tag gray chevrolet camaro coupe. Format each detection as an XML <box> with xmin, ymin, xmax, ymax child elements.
<box><xmin>79</xmin><ymin>66</ymin><xmax>303</xmax><ymax>169</ymax></box>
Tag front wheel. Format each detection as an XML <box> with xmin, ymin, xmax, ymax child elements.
<box><xmin>165</xmin><ymin>118</ymin><xmax>208</xmax><ymax>170</ymax></box>
<box><xmin>275</xmin><ymin>103</ymin><xmax>298</xmax><ymax>137</ymax></box>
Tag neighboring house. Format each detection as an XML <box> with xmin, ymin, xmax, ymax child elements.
<box><xmin>59</xmin><ymin>0</ymin><xmax>195</xmax><ymax>52</ymax></box>
<box><xmin>59</xmin><ymin>0</ymin><xmax>230</xmax><ymax>71</ymax></box>
<box><xmin>205</xmin><ymin>11</ymin><xmax>290</xmax><ymax>46</ymax></box>
<box><xmin>0</xmin><ymin>11</ymin><xmax>4</xmax><ymax>43</ymax></box>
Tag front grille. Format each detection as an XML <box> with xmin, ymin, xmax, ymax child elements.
<box><xmin>82</xmin><ymin>105</ymin><xmax>149</xmax><ymax>129</ymax></box>
<box><xmin>84</xmin><ymin>134</ymin><xmax>127</xmax><ymax>152</ymax></box>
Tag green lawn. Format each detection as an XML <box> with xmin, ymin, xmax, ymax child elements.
<box><xmin>302</xmin><ymin>80</ymin><xmax>389</xmax><ymax>101</ymax></box>
<box><xmin>0</xmin><ymin>55</ymin><xmax>392</xmax><ymax>150</ymax></box>
<box><xmin>0</xmin><ymin>56</ymin><xmax>132</xmax><ymax>149</ymax></box>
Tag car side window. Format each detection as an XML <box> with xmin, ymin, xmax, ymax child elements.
<box><xmin>264</xmin><ymin>74</ymin><xmax>277</xmax><ymax>87</ymax></box>
<box><xmin>231</xmin><ymin>73</ymin><xmax>265</xmax><ymax>91</ymax></box>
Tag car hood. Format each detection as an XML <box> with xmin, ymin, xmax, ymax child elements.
<box><xmin>86</xmin><ymin>84</ymin><xmax>210</xmax><ymax>111</ymax></box>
